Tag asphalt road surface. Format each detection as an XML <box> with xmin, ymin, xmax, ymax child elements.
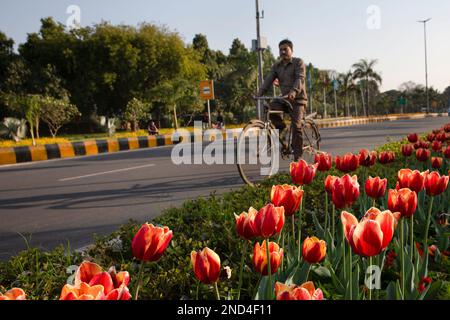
<box><xmin>1</xmin><ymin>116</ymin><xmax>449</xmax><ymax>260</ymax></box>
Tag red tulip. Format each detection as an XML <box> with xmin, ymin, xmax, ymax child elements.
<box><xmin>414</xmin><ymin>140</ymin><xmax>430</xmax><ymax>150</ymax></box>
<box><xmin>401</xmin><ymin>144</ymin><xmax>414</xmax><ymax>157</ymax></box>
<box><xmin>191</xmin><ymin>247</ymin><xmax>221</xmax><ymax>284</ymax></box>
<box><xmin>416</xmin><ymin>148</ymin><xmax>431</xmax><ymax>162</ymax></box>
<box><xmin>432</xmin><ymin>157</ymin><xmax>443</xmax><ymax>169</ymax></box>
<box><xmin>444</xmin><ymin>124</ymin><xmax>450</xmax><ymax>133</ymax></box>
<box><xmin>432</xmin><ymin>141</ymin><xmax>443</xmax><ymax>152</ymax></box>
<box><xmin>388</xmin><ymin>188</ymin><xmax>418</xmax><ymax>218</ymax></box>
<box><xmin>314</xmin><ymin>152</ymin><xmax>333</xmax><ymax>171</ymax></box>
<box><xmin>341</xmin><ymin>208</ymin><xmax>397</xmax><ymax>257</ymax></box>
<box><xmin>253</xmin><ymin>240</ymin><xmax>283</xmax><ymax>276</ymax></box>
<box><xmin>253</xmin><ymin>203</ymin><xmax>285</xmax><ymax>238</ymax></box>
<box><xmin>275</xmin><ymin>281</ymin><xmax>324</xmax><ymax>300</ymax></box>
<box><xmin>271</xmin><ymin>185</ymin><xmax>304</xmax><ymax>216</ymax></box>
<box><xmin>234</xmin><ymin>207</ymin><xmax>257</xmax><ymax>240</ymax></box>
<box><xmin>72</xmin><ymin>261</ymin><xmax>131</xmax><ymax>300</ymax></box>
<box><xmin>424</xmin><ymin>171</ymin><xmax>449</xmax><ymax>196</ymax></box>
<box><xmin>378</xmin><ymin>151</ymin><xmax>395</xmax><ymax>164</ymax></box>
<box><xmin>302</xmin><ymin>237</ymin><xmax>327</xmax><ymax>264</ymax></box>
<box><xmin>60</xmin><ymin>282</ymin><xmax>105</xmax><ymax>300</ymax></box>
<box><xmin>426</xmin><ymin>133</ymin><xmax>435</xmax><ymax>142</ymax></box>
<box><xmin>324</xmin><ymin>175</ymin><xmax>338</xmax><ymax>195</ymax></box>
<box><xmin>365</xmin><ymin>176</ymin><xmax>387</xmax><ymax>199</ymax></box>
<box><xmin>0</xmin><ymin>288</ymin><xmax>26</xmax><ymax>300</ymax></box>
<box><xmin>290</xmin><ymin>160</ymin><xmax>318</xmax><ymax>185</ymax></box>
<box><xmin>331</xmin><ymin>174</ymin><xmax>360</xmax><ymax>209</ymax></box>
<box><xmin>397</xmin><ymin>169</ymin><xmax>428</xmax><ymax>193</ymax></box>
<box><xmin>444</xmin><ymin>146</ymin><xmax>450</xmax><ymax>159</ymax></box>
<box><xmin>432</xmin><ymin>129</ymin><xmax>441</xmax><ymax>134</ymax></box>
<box><xmin>335</xmin><ymin>153</ymin><xmax>360</xmax><ymax>173</ymax></box>
<box><xmin>436</xmin><ymin>132</ymin><xmax>446</xmax><ymax>142</ymax></box>
<box><xmin>407</xmin><ymin>133</ymin><xmax>419</xmax><ymax>143</ymax></box>
<box><xmin>132</xmin><ymin>223</ymin><xmax>173</xmax><ymax>262</ymax></box>
<box><xmin>359</xmin><ymin>149</ymin><xmax>377</xmax><ymax>167</ymax></box>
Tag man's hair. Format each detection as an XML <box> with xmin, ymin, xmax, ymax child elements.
<box><xmin>279</xmin><ymin>39</ymin><xmax>293</xmax><ymax>50</ymax></box>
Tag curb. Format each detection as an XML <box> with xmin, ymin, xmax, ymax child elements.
<box><xmin>0</xmin><ymin>113</ymin><xmax>446</xmax><ymax>166</ymax></box>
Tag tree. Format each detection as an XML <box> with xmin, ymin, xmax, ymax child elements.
<box><xmin>39</xmin><ymin>96</ymin><xmax>80</xmax><ymax>137</ymax></box>
<box><xmin>338</xmin><ymin>71</ymin><xmax>354</xmax><ymax>117</ymax></box>
<box><xmin>352</xmin><ymin>59</ymin><xmax>382</xmax><ymax>116</ymax></box>
<box><xmin>124</xmin><ymin>98</ymin><xmax>150</xmax><ymax>132</ymax></box>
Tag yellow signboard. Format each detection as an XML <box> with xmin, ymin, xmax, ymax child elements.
<box><xmin>200</xmin><ymin>80</ymin><xmax>215</xmax><ymax>100</ymax></box>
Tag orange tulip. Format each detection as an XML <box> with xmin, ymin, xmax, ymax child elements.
<box><xmin>60</xmin><ymin>282</ymin><xmax>105</xmax><ymax>300</ymax></box>
<box><xmin>401</xmin><ymin>144</ymin><xmax>414</xmax><ymax>157</ymax></box>
<box><xmin>72</xmin><ymin>261</ymin><xmax>131</xmax><ymax>300</ymax></box>
<box><xmin>359</xmin><ymin>149</ymin><xmax>377</xmax><ymax>167</ymax></box>
<box><xmin>0</xmin><ymin>288</ymin><xmax>26</xmax><ymax>300</ymax></box>
<box><xmin>335</xmin><ymin>153</ymin><xmax>360</xmax><ymax>173</ymax></box>
<box><xmin>324</xmin><ymin>175</ymin><xmax>338</xmax><ymax>195</ymax></box>
<box><xmin>234</xmin><ymin>207</ymin><xmax>257</xmax><ymax>240</ymax></box>
<box><xmin>331</xmin><ymin>174</ymin><xmax>360</xmax><ymax>209</ymax></box>
<box><xmin>132</xmin><ymin>223</ymin><xmax>173</xmax><ymax>262</ymax></box>
<box><xmin>388</xmin><ymin>188</ymin><xmax>418</xmax><ymax>218</ymax></box>
<box><xmin>365</xmin><ymin>176</ymin><xmax>387</xmax><ymax>199</ymax></box>
<box><xmin>424</xmin><ymin>171</ymin><xmax>449</xmax><ymax>196</ymax></box>
<box><xmin>191</xmin><ymin>247</ymin><xmax>221</xmax><ymax>284</ymax></box>
<box><xmin>341</xmin><ymin>208</ymin><xmax>398</xmax><ymax>257</ymax></box>
<box><xmin>432</xmin><ymin>157</ymin><xmax>443</xmax><ymax>169</ymax></box>
<box><xmin>253</xmin><ymin>240</ymin><xmax>283</xmax><ymax>276</ymax></box>
<box><xmin>275</xmin><ymin>281</ymin><xmax>324</xmax><ymax>300</ymax></box>
<box><xmin>253</xmin><ymin>203</ymin><xmax>285</xmax><ymax>238</ymax></box>
<box><xmin>271</xmin><ymin>185</ymin><xmax>304</xmax><ymax>216</ymax></box>
<box><xmin>302</xmin><ymin>237</ymin><xmax>327</xmax><ymax>264</ymax></box>
<box><xmin>314</xmin><ymin>152</ymin><xmax>333</xmax><ymax>171</ymax></box>
<box><xmin>416</xmin><ymin>148</ymin><xmax>431</xmax><ymax>162</ymax></box>
<box><xmin>407</xmin><ymin>133</ymin><xmax>418</xmax><ymax>143</ymax></box>
<box><xmin>290</xmin><ymin>159</ymin><xmax>318</xmax><ymax>185</ymax></box>
<box><xmin>397</xmin><ymin>168</ymin><xmax>428</xmax><ymax>193</ymax></box>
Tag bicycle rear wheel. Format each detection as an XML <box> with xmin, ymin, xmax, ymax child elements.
<box><xmin>237</xmin><ymin>122</ymin><xmax>279</xmax><ymax>187</ymax></box>
<box><xmin>302</xmin><ymin>119</ymin><xmax>321</xmax><ymax>159</ymax></box>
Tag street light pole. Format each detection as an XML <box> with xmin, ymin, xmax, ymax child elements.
<box><xmin>255</xmin><ymin>0</ymin><xmax>264</xmax><ymax>120</ymax></box>
<box><xmin>418</xmin><ymin>18</ymin><xmax>431</xmax><ymax>114</ymax></box>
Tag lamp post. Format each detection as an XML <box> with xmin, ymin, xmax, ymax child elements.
<box><xmin>418</xmin><ymin>18</ymin><xmax>431</xmax><ymax>114</ymax></box>
<box><xmin>255</xmin><ymin>0</ymin><xmax>264</xmax><ymax>120</ymax></box>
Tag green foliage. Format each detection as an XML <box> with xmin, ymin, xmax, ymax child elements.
<box><xmin>39</xmin><ymin>95</ymin><xmax>80</xmax><ymax>137</ymax></box>
<box><xmin>124</xmin><ymin>98</ymin><xmax>150</xmax><ymax>131</ymax></box>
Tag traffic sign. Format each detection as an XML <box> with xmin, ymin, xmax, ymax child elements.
<box><xmin>200</xmin><ymin>80</ymin><xmax>215</xmax><ymax>100</ymax></box>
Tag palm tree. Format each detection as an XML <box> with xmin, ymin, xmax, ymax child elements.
<box><xmin>338</xmin><ymin>71</ymin><xmax>354</xmax><ymax>117</ymax></box>
<box><xmin>352</xmin><ymin>59</ymin><xmax>382</xmax><ymax>116</ymax></box>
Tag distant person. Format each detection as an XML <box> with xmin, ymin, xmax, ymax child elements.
<box><xmin>148</xmin><ymin>121</ymin><xmax>159</xmax><ymax>135</ymax></box>
<box><xmin>216</xmin><ymin>111</ymin><xmax>224</xmax><ymax>129</ymax></box>
<box><xmin>202</xmin><ymin>111</ymin><xmax>209</xmax><ymax>130</ymax></box>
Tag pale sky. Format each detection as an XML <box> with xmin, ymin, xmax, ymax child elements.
<box><xmin>1</xmin><ymin>0</ymin><xmax>449</xmax><ymax>92</ymax></box>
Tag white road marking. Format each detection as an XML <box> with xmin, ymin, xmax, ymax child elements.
<box><xmin>58</xmin><ymin>163</ymin><xmax>155</xmax><ymax>181</ymax></box>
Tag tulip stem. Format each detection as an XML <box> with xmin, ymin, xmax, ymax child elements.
<box><xmin>325</xmin><ymin>192</ymin><xmax>329</xmax><ymax>238</ymax></box>
<box><xmin>332</xmin><ymin>204</ymin><xmax>336</xmax><ymax>244</ymax></box>
<box><xmin>410</xmin><ymin>216</ymin><xmax>414</xmax><ymax>262</ymax></box>
<box><xmin>423</xmin><ymin>196</ymin><xmax>435</xmax><ymax>264</ymax></box>
<box><xmin>265</xmin><ymin>238</ymin><xmax>273</xmax><ymax>300</ymax></box>
<box><xmin>291</xmin><ymin>215</ymin><xmax>296</xmax><ymax>247</ymax></box>
<box><xmin>400</xmin><ymin>219</ymin><xmax>405</xmax><ymax>300</ymax></box>
<box><xmin>342</xmin><ymin>225</ymin><xmax>346</xmax><ymax>277</ymax></box>
<box><xmin>214</xmin><ymin>282</ymin><xmax>220</xmax><ymax>300</ymax></box>
<box><xmin>348</xmin><ymin>244</ymin><xmax>352</xmax><ymax>300</ymax></box>
<box><xmin>236</xmin><ymin>241</ymin><xmax>248</xmax><ymax>300</ymax></box>
<box><xmin>134</xmin><ymin>260</ymin><xmax>146</xmax><ymax>300</ymax></box>
<box><xmin>196</xmin><ymin>281</ymin><xmax>199</xmax><ymax>300</ymax></box>
<box><xmin>297</xmin><ymin>191</ymin><xmax>304</xmax><ymax>263</ymax></box>
<box><xmin>305</xmin><ymin>263</ymin><xmax>312</xmax><ymax>281</ymax></box>
<box><xmin>372</xmin><ymin>198</ymin><xmax>376</xmax><ymax>208</ymax></box>
<box><xmin>369</xmin><ymin>256</ymin><xmax>373</xmax><ymax>301</ymax></box>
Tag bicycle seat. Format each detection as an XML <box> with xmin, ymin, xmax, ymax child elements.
<box><xmin>268</xmin><ymin>98</ymin><xmax>294</xmax><ymax>113</ymax></box>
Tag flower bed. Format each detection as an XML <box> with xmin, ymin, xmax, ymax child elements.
<box><xmin>1</xmin><ymin>124</ymin><xmax>450</xmax><ymax>300</ymax></box>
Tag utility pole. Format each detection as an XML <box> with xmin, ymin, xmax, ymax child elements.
<box><xmin>255</xmin><ymin>0</ymin><xmax>264</xmax><ymax>120</ymax></box>
<box><xmin>418</xmin><ymin>18</ymin><xmax>431</xmax><ymax>114</ymax></box>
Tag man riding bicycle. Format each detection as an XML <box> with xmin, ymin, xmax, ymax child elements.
<box><xmin>257</xmin><ymin>39</ymin><xmax>308</xmax><ymax>162</ymax></box>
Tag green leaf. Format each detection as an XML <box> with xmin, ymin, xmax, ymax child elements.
<box><xmin>312</xmin><ymin>265</ymin><xmax>331</xmax><ymax>279</ymax></box>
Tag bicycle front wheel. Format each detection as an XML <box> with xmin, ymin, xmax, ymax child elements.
<box><xmin>302</xmin><ymin>119</ymin><xmax>321</xmax><ymax>157</ymax></box>
<box><xmin>237</xmin><ymin>122</ymin><xmax>279</xmax><ymax>187</ymax></box>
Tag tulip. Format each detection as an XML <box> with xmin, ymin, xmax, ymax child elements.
<box><xmin>314</xmin><ymin>152</ymin><xmax>333</xmax><ymax>171</ymax></box>
<box><xmin>335</xmin><ymin>153</ymin><xmax>360</xmax><ymax>173</ymax></box>
<box><xmin>416</xmin><ymin>148</ymin><xmax>431</xmax><ymax>162</ymax></box>
<box><xmin>60</xmin><ymin>282</ymin><xmax>105</xmax><ymax>300</ymax></box>
<box><xmin>378</xmin><ymin>151</ymin><xmax>395</xmax><ymax>165</ymax></box>
<box><xmin>341</xmin><ymin>208</ymin><xmax>398</xmax><ymax>257</ymax></box>
<box><xmin>253</xmin><ymin>203</ymin><xmax>285</xmax><ymax>238</ymax></box>
<box><xmin>234</xmin><ymin>207</ymin><xmax>257</xmax><ymax>240</ymax></box>
<box><xmin>275</xmin><ymin>281</ymin><xmax>324</xmax><ymax>300</ymax></box>
<box><xmin>358</xmin><ymin>149</ymin><xmax>377</xmax><ymax>167</ymax></box>
<box><xmin>324</xmin><ymin>175</ymin><xmax>338</xmax><ymax>195</ymax></box>
<box><xmin>388</xmin><ymin>188</ymin><xmax>418</xmax><ymax>218</ymax></box>
<box><xmin>426</xmin><ymin>133</ymin><xmax>435</xmax><ymax>142</ymax></box>
<box><xmin>432</xmin><ymin>141</ymin><xmax>443</xmax><ymax>152</ymax></box>
<box><xmin>365</xmin><ymin>176</ymin><xmax>387</xmax><ymax>199</ymax></box>
<box><xmin>302</xmin><ymin>236</ymin><xmax>327</xmax><ymax>264</ymax></box>
<box><xmin>270</xmin><ymin>185</ymin><xmax>304</xmax><ymax>216</ymax></box>
<box><xmin>414</xmin><ymin>140</ymin><xmax>430</xmax><ymax>150</ymax></box>
<box><xmin>401</xmin><ymin>144</ymin><xmax>414</xmax><ymax>157</ymax></box>
<box><xmin>415</xmin><ymin>242</ymin><xmax>438</xmax><ymax>258</ymax></box>
<box><xmin>436</xmin><ymin>132</ymin><xmax>446</xmax><ymax>142</ymax></box>
<box><xmin>191</xmin><ymin>247</ymin><xmax>221</xmax><ymax>284</ymax></box>
<box><xmin>397</xmin><ymin>169</ymin><xmax>427</xmax><ymax>193</ymax></box>
<box><xmin>0</xmin><ymin>288</ymin><xmax>26</xmax><ymax>300</ymax></box>
<box><xmin>418</xmin><ymin>277</ymin><xmax>432</xmax><ymax>294</ymax></box>
<box><xmin>253</xmin><ymin>240</ymin><xmax>283</xmax><ymax>276</ymax></box>
<box><xmin>132</xmin><ymin>223</ymin><xmax>173</xmax><ymax>262</ymax></box>
<box><xmin>432</xmin><ymin>129</ymin><xmax>441</xmax><ymax>134</ymax></box>
<box><xmin>424</xmin><ymin>171</ymin><xmax>449</xmax><ymax>196</ymax></box>
<box><xmin>444</xmin><ymin>124</ymin><xmax>450</xmax><ymax>133</ymax></box>
<box><xmin>444</xmin><ymin>146</ymin><xmax>450</xmax><ymax>159</ymax></box>
<box><xmin>407</xmin><ymin>133</ymin><xmax>418</xmax><ymax>143</ymax></box>
<box><xmin>331</xmin><ymin>175</ymin><xmax>360</xmax><ymax>209</ymax></box>
<box><xmin>432</xmin><ymin>157</ymin><xmax>443</xmax><ymax>169</ymax></box>
<box><xmin>290</xmin><ymin>159</ymin><xmax>318</xmax><ymax>185</ymax></box>
<box><xmin>73</xmin><ymin>261</ymin><xmax>131</xmax><ymax>300</ymax></box>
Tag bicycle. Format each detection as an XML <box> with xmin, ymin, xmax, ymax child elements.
<box><xmin>237</xmin><ymin>96</ymin><xmax>321</xmax><ymax>186</ymax></box>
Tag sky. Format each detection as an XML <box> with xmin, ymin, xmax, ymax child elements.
<box><xmin>0</xmin><ymin>0</ymin><xmax>449</xmax><ymax>92</ymax></box>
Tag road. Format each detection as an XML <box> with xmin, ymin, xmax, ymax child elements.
<box><xmin>0</xmin><ymin>116</ymin><xmax>448</xmax><ymax>260</ymax></box>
